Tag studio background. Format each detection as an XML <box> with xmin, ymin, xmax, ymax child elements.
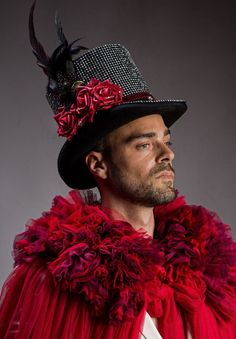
<box><xmin>0</xmin><ymin>0</ymin><xmax>235</xmax><ymax>288</ymax></box>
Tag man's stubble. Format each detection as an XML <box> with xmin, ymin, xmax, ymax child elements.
<box><xmin>108</xmin><ymin>160</ymin><xmax>176</xmax><ymax>207</ymax></box>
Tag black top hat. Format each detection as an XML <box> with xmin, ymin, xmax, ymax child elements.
<box><xmin>29</xmin><ymin>3</ymin><xmax>187</xmax><ymax>189</ymax></box>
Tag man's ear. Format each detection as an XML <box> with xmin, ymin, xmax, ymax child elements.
<box><xmin>85</xmin><ymin>151</ymin><xmax>108</xmax><ymax>180</ymax></box>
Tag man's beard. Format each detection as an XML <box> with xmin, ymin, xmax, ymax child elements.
<box><xmin>108</xmin><ymin>161</ymin><xmax>176</xmax><ymax>207</ymax></box>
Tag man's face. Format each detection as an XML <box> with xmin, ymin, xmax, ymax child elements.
<box><xmin>104</xmin><ymin>114</ymin><xmax>176</xmax><ymax>207</ymax></box>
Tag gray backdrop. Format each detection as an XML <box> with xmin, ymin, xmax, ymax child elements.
<box><xmin>1</xmin><ymin>0</ymin><xmax>235</xmax><ymax>288</ymax></box>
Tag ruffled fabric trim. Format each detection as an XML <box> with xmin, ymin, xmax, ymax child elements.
<box><xmin>13</xmin><ymin>190</ymin><xmax>236</xmax><ymax>324</ymax></box>
<box><xmin>13</xmin><ymin>191</ymin><xmax>164</xmax><ymax>323</ymax></box>
<box><xmin>154</xmin><ymin>200</ymin><xmax>236</xmax><ymax>320</ymax></box>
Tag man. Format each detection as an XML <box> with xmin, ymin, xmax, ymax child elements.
<box><xmin>0</xmin><ymin>3</ymin><xmax>236</xmax><ymax>338</ymax></box>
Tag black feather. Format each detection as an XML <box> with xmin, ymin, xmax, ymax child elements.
<box><xmin>29</xmin><ymin>1</ymin><xmax>51</xmax><ymax>76</ymax></box>
<box><xmin>29</xmin><ymin>1</ymin><xmax>88</xmax><ymax>94</ymax></box>
<box><xmin>55</xmin><ymin>12</ymin><xmax>68</xmax><ymax>45</ymax></box>
<box><xmin>55</xmin><ymin>12</ymin><xmax>87</xmax><ymax>54</ymax></box>
<box><xmin>69</xmin><ymin>39</ymin><xmax>88</xmax><ymax>56</ymax></box>
<box><xmin>50</xmin><ymin>45</ymin><xmax>71</xmax><ymax>75</ymax></box>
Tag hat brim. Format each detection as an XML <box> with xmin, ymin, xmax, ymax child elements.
<box><xmin>57</xmin><ymin>100</ymin><xmax>187</xmax><ymax>189</ymax></box>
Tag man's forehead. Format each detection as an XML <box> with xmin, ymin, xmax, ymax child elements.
<box><xmin>123</xmin><ymin>128</ymin><xmax>170</xmax><ymax>144</ymax></box>
<box><xmin>109</xmin><ymin>114</ymin><xmax>170</xmax><ymax>140</ymax></box>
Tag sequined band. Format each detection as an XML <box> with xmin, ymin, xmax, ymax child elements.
<box><xmin>123</xmin><ymin>92</ymin><xmax>155</xmax><ymax>102</ymax></box>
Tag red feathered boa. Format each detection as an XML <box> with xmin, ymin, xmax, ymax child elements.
<box><xmin>1</xmin><ymin>191</ymin><xmax>236</xmax><ymax>338</ymax></box>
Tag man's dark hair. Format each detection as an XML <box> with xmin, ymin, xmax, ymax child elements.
<box><xmin>90</xmin><ymin>135</ymin><xmax>112</xmax><ymax>159</ymax></box>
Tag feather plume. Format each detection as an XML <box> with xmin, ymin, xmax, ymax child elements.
<box><xmin>53</xmin><ymin>13</ymin><xmax>88</xmax><ymax>74</ymax></box>
<box><xmin>29</xmin><ymin>2</ymin><xmax>88</xmax><ymax>94</ymax></box>
<box><xmin>55</xmin><ymin>12</ymin><xmax>68</xmax><ymax>45</ymax></box>
<box><xmin>29</xmin><ymin>1</ymin><xmax>51</xmax><ymax>76</ymax></box>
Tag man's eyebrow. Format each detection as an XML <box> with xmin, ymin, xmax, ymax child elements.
<box><xmin>124</xmin><ymin>129</ymin><xmax>170</xmax><ymax>143</ymax></box>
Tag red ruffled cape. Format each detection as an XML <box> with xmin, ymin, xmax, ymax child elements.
<box><xmin>0</xmin><ymin>191</ymin><xmax>236</xmax><ymax>338</ymax></box>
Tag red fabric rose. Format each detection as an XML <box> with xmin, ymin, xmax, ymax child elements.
<box><xmin>75</xmin><ymin>86</ymin><xmax>96</xmax><ymax>122</ymax></box>
<box><xmin>54</xmin><ymin>78</ymin><xmax>123</xmax><ymax>140</ymax></box>
<box><xmin>54</xmin><ymin>105</ymin><xmax>86</xmax><ymax>141</ymax></box>
<box><xmin>88</xmin><ymin>78</ymin><xmax>123</xmax><ymax>110</ymax></box>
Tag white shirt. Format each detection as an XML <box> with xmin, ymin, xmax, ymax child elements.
<box><xmin>140</xmin><ymin>312</ymin><xmax>162</xmax><ymax>339</ymax></box>
<box><xmin>140</xmin><ymin>312</ymin><xmax>193</xmax><ymax>339</ymax></box>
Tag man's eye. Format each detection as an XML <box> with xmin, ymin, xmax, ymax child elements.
<box><xmin>165</xmin><ymin>141</ymin><xmax>172</xmax><ymax>147</ymax></box>
<box><xmin>136</xmin><ymin>143</ymin><xmax>150</xmax><ymax>150</ymax></box>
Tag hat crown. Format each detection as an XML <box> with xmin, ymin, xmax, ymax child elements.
<box><xmin>73</xmin><ymin>44</ymin><xmax>149</xmax><ymax>95</ymax></box>
<box><xmin>47</xmin><ymin>44</ymin><xmax>150</xmax><ymax>112</ymax></box>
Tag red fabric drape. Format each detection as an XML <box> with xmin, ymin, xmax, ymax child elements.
<box><xmin>0</xmin><ymin>260</ymin><xmax>145</xmax><ymax>339</ymax></box>
<box><xmin>1</xmin><ymin>261</ymin><xmax>236</xmax><ymax>338</ymax></box>
<box><xmin>157</xmin><ymin>287</ymin><xmax>236</xmax><ymax>339</ymax></box>
<box><xmin>1</xmin><ymin>191</ymin><xmax>236</xmax><ymax>338</ymax></box>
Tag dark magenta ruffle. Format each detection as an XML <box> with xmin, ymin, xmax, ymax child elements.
<box><xmin>13</xmin><ymin>190</ymin><xmax>236</xmax><ymax>324</ymax></box>
<box><xmin>154</xmin><ymin>200</ymin><xmax>236</xmax><ymax>320</ymax></box>
<box><xmin>13</xmin><ymin>191</ymin><xmax>164</xmax><ymax>322</ymax></box>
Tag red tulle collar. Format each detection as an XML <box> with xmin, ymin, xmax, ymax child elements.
<box><xmin>14</xmin><ymin>190</ymin><xmax>236</xmax><ymax>323</ymax></box>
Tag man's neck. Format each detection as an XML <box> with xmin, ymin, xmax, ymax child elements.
<box><xmin>101</xmin><ymin>193</ymin><xmax>155</xmax><ymax>237</ymax></box>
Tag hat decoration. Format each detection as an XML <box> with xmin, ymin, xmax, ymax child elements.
<box><xmin>29</xmin><ymin>3</ymin><xmax>86</xmax><ymax>92</ymax></box>
<box><xmin>29</xmin><ymin>2</ymin><xmax>129</xmax><ymax>141</ymax></box>
<box><xmin>54</xmin><ymin>79</ymin><xmax>124</xmax><ymax>140</ymax></box>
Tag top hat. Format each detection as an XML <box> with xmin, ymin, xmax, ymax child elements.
<box><xmin>29</xmin><ymin>3</ymin><xmax>187</xmax><ymax>189</ymax></box>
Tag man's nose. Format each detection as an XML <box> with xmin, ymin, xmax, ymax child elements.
<box><xmin>156</xmin><ymin>143</ymin><xmax>175</xmax><ymax>163</ymax></box>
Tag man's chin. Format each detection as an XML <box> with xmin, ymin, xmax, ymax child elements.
<box><xmin>157</xmin><ymin>189</ymin><xmax>176</xmax><ymax>205</ymax></box>
<box><xmin>154</xmin><ymin>183</ymin><xmax>176</xmax><ymax>205</ymax></box>
<box><xmin>154</xmin><ymin>179</ymin><xmax>175</xmax><ymax>192</ymax></box>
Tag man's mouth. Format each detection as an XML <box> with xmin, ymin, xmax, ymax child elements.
<box><xmin>156</xmin><ymin>171</ymin><xmax>175</xmax><ymax>179</ymax></box>
<box><xmin>150</xmin><ymin>164</ymin><xmax>175</xmax><ymax>178</ymax></box>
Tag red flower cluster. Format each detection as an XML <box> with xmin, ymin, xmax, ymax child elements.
<box><xmin>54</xmin><ymin>79</ymin><xmax>123</xmax><ymax>140</ymax></box>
